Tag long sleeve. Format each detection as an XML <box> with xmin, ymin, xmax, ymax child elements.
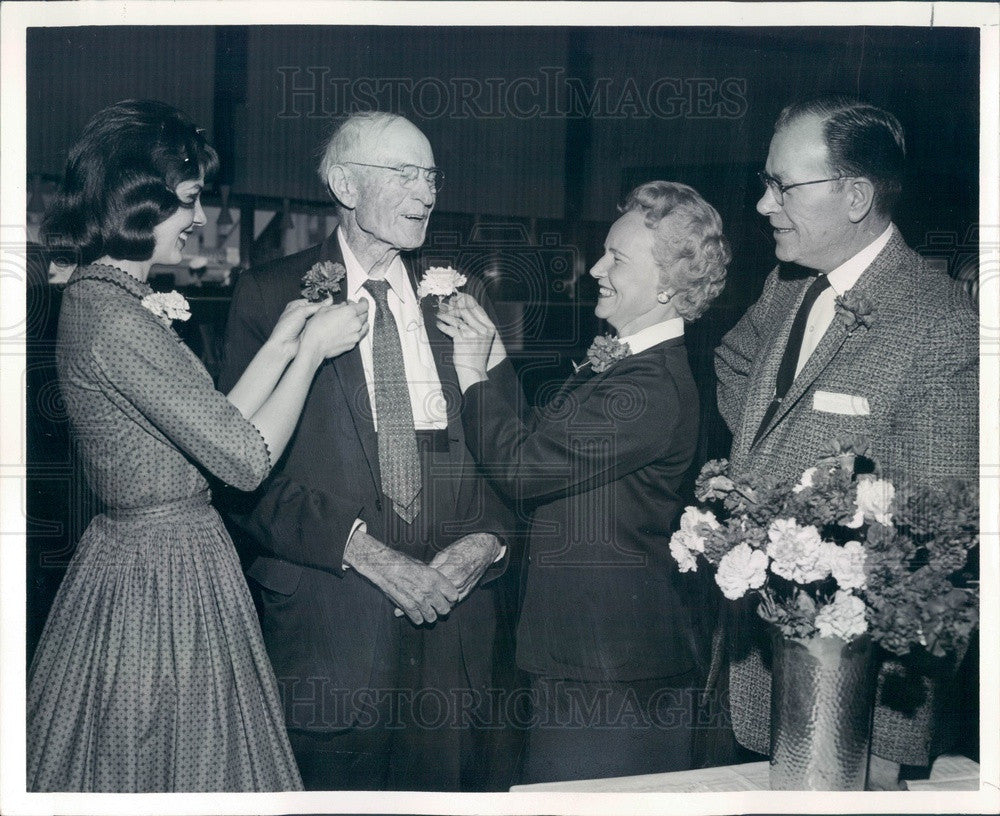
<box><xmin>715</xmin><ymin>268</ymin><xmax>780</xmax><ymax>434</ymax></box>
<box><xmin>219</xmin><ymin>268</ymin><xmax>361</xmax><ymax>575</ymax></box>
<box><xmin>462</xmin><ymin>351</ymin><xmax>687</xmax><ymax>506</ymax></box>
<box><xmin>883</xmin><ymin>291</ymin><xmax>979</xmax><ymax>486</ymax></box>
<box><xmin>93</xmin><ymin>306</ymin><xmax>270</xmax><ymax>492</ymax></box>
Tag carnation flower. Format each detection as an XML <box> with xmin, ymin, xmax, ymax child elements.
<box><xmin>577</xmin><ymin>334</ymin><xmax>631</xmax><ymax>373</ymax></box>
<box><xmin>826</xmin><ymin>540</ymin><xmax>867</xmax><ymax>590</ymax></box>
<box><xmin>766</xmin><ymin>518</ymin><xmax>830</xmax><ymax>584</ymax></box>
<box><xmin>679</xmin><ymin>506</ymin><xmax>719</xmax><ymax>535</ymax></box>
<box><xmin>715</xmin><ymin>543</ymin><xmax>769</xmax><ymax>600</ymax></box>
<box><xmin>416</xmin><ymin>266</ymin><xmax>467</xmax><ymax>300</ymax></box>
<box><xmin>793</xmin><ymin>467</ymin><xmax>818</xmax><ymax>493</ymax></box>
<box><xmin>668</xmin><ymin>507</ymin><xmax>721</xmax><ymax>573</ymax></box>
<box><xmin>815</xmin><ymin>590</ymin><xmax>868</xmax><ymax>641</ymax></box>
<box><xmin>301</xmin><ymin>260</ymin><xmax>346</xmax><ymax>302</ymax></box>
<box><xmin>669</xmin><ymin>533</ymin><xmax>699</xmax><ymax>573</ymax></box>
<box><xmin>141</xmin><ymin>291</ymin><xmax>191</xmax><ymax>325</ymax></box>
<box><xmin>856</xmin><ymin>477</ymin><xmax>895</xmax><ymax>526</ymax></box>
<box><xmin>834</xmin><ymin>289</ymin><xmax>875</xmax><ymax>331</ymax></box>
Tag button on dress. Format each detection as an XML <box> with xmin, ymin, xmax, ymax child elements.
<box><xmin>26</xmin><ymin>264</ymin><xmax>303</xmax><ymax>791</ymax></box>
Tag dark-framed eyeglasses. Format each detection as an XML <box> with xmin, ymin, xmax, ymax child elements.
<box><xmin>757</xmin><ymin>171</ymin><xmax>849</xmax><ymax>205</ymax></box>
<box><xmin>345</xmin><ymin>162</ymin><xmax>444</xmax><ymax>192</ymax></box>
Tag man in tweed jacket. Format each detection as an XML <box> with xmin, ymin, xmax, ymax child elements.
<box><xmin>715</xmin><ymin>97</ymin><xmax>978</xmax><ymax>788</ymax></box>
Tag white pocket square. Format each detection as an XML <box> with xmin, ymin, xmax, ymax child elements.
<box><xmin>813</xmin><ymin>390</ymin><xmax>870</xmax><ymax>416</ymax></box>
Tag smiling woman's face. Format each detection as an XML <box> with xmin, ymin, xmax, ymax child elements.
<box><xmin>588</xmin><ymin>210</ymin><xmax>665</xmax><ymax>336</ymax></box>
<box><xmin>151</xmin><ymin>175</ymin><xmax>206</xmax><ymax>266</ymax></box>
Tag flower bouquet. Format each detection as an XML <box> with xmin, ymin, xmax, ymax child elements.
<box><xmin>670</xmin><ymin>435</ymin><xmax>978</xmax><ymax>788</ymax></box>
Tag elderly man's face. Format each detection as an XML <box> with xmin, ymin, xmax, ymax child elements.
<box><xmin>756</xmin><ymin>113</ymin><xmax>854</xmax><ymax>273</ymax></box>
<box><xmin>349</xmin><ymin>119</ymin><xmax>436</xmax><ymax>253</ymax></box>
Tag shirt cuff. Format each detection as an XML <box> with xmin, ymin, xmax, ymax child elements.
<box><xmin>343</xmin><ymin>518</ymin><xmax>367</xmax><ymax>570</ymax></box>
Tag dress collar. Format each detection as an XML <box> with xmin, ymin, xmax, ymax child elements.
<box><xmin>66</xmin><ymin>262</ymin><xmax>153</xmax><ymax>300</ymax></box>
<box><xmin>617</xmin><ymin>316</ymin><xmax>685</xmax><ymax>355</ymax></box>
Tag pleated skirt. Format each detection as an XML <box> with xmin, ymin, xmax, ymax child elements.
<box><xmin>26</xmin><ymin>494</ymin><xmax>303</xmax><ymax>792</ymax></box>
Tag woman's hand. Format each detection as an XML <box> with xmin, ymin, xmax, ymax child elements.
<box><xmin>264</xmin><ymin>298</ymin><xmax>325</xmax><ymax>359</ymax></box>
<box><xmin>299</xmin><ymin>298</ymin><xmax>370</xmax><ymax>363</ymax></box>
<box><xmin>436</xmin><ymin>293</ymin><xmax>498</xmax><ymax>392</ymax></box>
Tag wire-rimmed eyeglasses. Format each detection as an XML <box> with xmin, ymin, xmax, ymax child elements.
<box><xmin>345</xmin><ymin>162</ymin><xmax>444</xmax><ymax>192</ymax></box>
<box><xmin>757</xmin><ymin>171</ymin><xmax>849</xmax><ymax>205</ymax></box>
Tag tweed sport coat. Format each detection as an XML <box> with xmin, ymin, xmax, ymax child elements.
<box><xmin>714</xmin><ymin>228</ymin><xmax>978</xmax><ymax>764</ymax></box>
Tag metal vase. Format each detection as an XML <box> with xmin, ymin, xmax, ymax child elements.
<box><xmin>769</xmin><ymin>630</ymin><xmax>876</xmax><ymax>790</ymax></box>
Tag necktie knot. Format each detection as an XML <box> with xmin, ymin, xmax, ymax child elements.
<box><xmin>806</xmin><ymin>273</ymin><xmax>831</xmax><ymax>296</ymax></box>
<box><xmin>363</xmin><ymin>277</ymin><xmax>391</xmax><ymax>308</ymax></box>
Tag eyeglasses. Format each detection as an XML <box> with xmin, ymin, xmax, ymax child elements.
<box><xmin>757</xmin><ymin>171</ymin><xmax>849</xmax><ymax>205</ymax></box>
<box><xmin>345</xmin><ymin>162</ymin><xmax>444</xmax><ymax>192</ymax></box>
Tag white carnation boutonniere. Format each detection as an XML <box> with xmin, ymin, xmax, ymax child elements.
<box><xmin>573</xmin><ymin>334</ymin><xmax>632</xmax><ymax>374</ymax></box>
<box><xmin>141</xmin><ymin>291</ymin><xmax>191</xmax><ymax>326</ymax></box>
<box><xmin>834</xmin><ymin>288</ymin><xmax>874</xmax><ymax>332</ymax></box>
<box><xmin>416</xmin><ymin>266</ymin><xmax>467</xmax><ymax>305</ymax></box>
<box><xmin>301</xmin><ymin>260</ymin><xmax>347</xmax><ymax>302</ymax></box>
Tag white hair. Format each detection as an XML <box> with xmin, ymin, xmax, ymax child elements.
<box><xmin>317</xmin><ymin>111</ymin><xmax>408</xmax><ymax>188</ymax></box>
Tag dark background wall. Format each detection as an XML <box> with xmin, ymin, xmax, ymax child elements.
<box><xmin>25</xmin><ymin>27</ymin><xmax>980</xmax><ymax>738</ymax></box>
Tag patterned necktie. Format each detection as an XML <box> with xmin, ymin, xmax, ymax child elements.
<box><xmin>363</xmin><ymin>278</ymin><xmax>421</xmax><ymax>522</ymax></box>
<box><xmin>752</xmin><ymin>274</ymin><xmax>831</xmax><ymax>447</ymax></box>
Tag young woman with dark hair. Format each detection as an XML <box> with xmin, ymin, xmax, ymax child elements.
<box><xmin>28</xmin><ymin>100</ymin><xmax>369</xmax><ymax>791</ymax></box>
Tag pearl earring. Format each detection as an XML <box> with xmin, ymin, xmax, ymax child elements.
<box><xmin>657</xmin><ymin>291</ymin><xmax>672</xmax><ymax>304</ymax></box>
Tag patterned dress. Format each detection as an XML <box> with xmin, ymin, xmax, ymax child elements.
<box><xmin>27</xmin><ymin>264</ymin><xmax>303</xmax><ymax>791</ymax></box>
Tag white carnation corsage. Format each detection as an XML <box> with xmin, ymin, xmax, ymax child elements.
<box><xmin>141</xmin><ymin>291</ymin><xmax>191</xmax><ymax>326</ymax></box>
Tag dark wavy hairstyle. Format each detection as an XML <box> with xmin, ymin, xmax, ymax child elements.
<box><xmin>621</xmin><ymin>181</ymin><xmax>731</xmax><ymax>322</ymax></box>
<box><xmin>776</xmin><ymin>95</ymin><xmax>906</xmax><ymax>217</ymax></box>
<box><xmin>41</xmin><ymin>100</ymin><xmax>218</xmax><ymax>265</ymax></box>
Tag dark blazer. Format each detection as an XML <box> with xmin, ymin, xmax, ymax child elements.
<box><xmin>219</xmin><ymin>230</ymin><xmax>515</xmax><ymax>731</ymax></box>
<box><xmin>462</xmin><ymin>334</ymin><xmax>706</xmax><ymax>682</ymax></box>
<box><xmin>715</xmin><ymin>228</ymin><xmax>978</xmax><ymax>765</ymax></box>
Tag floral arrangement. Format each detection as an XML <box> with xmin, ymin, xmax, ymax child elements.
<box><xmin>574</xmin><ymin>334</ymin><xmax>632</xmax><ymax>374</ymax></box>
<box><xmin>669</xmin><ymin>436</ymin><xmax>978</xmax><ymax>657</ymax></box>
<box><xmin>301</xmin><ymin>261</ymin><xmax>347</xmax><ymax>302</ymax></box>
<box><xmin>416</xmin><ymin>266</ymin><xmax>467</xmax><ymax>303</ymax></box>
<box><xmin>141</xmin><ymin>291</ymin><xmax>191</xmax><ymax>326</ymax></box>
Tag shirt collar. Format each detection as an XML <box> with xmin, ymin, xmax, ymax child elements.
<box><xmin>617</xmin><ymin>316</ymin><xmax>685</xmax><ymax>355</ymax></box>
<box><xmin>338</xmin><ymin>228</ymin><xmax>411</xmax><ymax>302</ymax></box>
<box><xmin>825</xmin><ymin>223</ymin><xmax>894</xmax><ymax>296</ymax></box>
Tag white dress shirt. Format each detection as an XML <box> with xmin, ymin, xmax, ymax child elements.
<box><xmin>338</xmin><ymin>230</ymin><xmax>447</xmax><ymax>430</ymax></box>
<box><xmin>794</xmin><ymin>224</ymin><xmax>893</xmax><ymax>376</ymax></box>
<box><xmin>617</xmin><ymin>317</ymin><xmax>685</xmax><ymax>355</ymax></box>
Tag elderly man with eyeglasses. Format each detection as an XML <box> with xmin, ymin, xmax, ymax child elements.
<box><xmin>220</xmin><ymin>112</ymin><xmax>517</xmax><ymax>791</ymax></box>
<box><xmin>714</xmin><ymin>96</ymin><xmax>978</xmax><ymax>789</ymax></box>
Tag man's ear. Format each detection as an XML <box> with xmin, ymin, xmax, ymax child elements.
<box><xmin>846</xmin><ymin>177</ymin><xmax>876</xmax><ymax>223</ymax></box>
<box><xmin>327</xmin><ymin>165</ymin><xmax>357</xmax><ymax>209</ymax></box>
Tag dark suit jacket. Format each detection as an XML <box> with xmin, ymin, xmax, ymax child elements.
<box><xmin>715</xmin><ymin>228</ymin><xmax>978</xmax><ymax>764</ymax></box>
<box><xmin>219</xmin><ymin>230</ymin><xmax>515</xmax><ymax>731</ymax></box>
<box><xmin>462</xmin><ymin>335</ymin><xmax>707</xmax><ymax>682</ymax></box>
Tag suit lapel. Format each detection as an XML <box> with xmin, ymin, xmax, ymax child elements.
<box><xmin>412</xmin><ymin>262</ymin><xmax>463</xmax><ymax>510</ymax></box>
<box><xmin>320</xmin><ymin>233</ymin><xmax>382</xmax><ymax>492</ymax></box>
<box><xmin>738</xmin><ymin>275</ymin><xmax>810</xmax><ymax>455</ymax></box>
<box><xmin>751</xmin><ymin>229</ymin><xmax>903</xmax><ymax>448</ymax></box>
